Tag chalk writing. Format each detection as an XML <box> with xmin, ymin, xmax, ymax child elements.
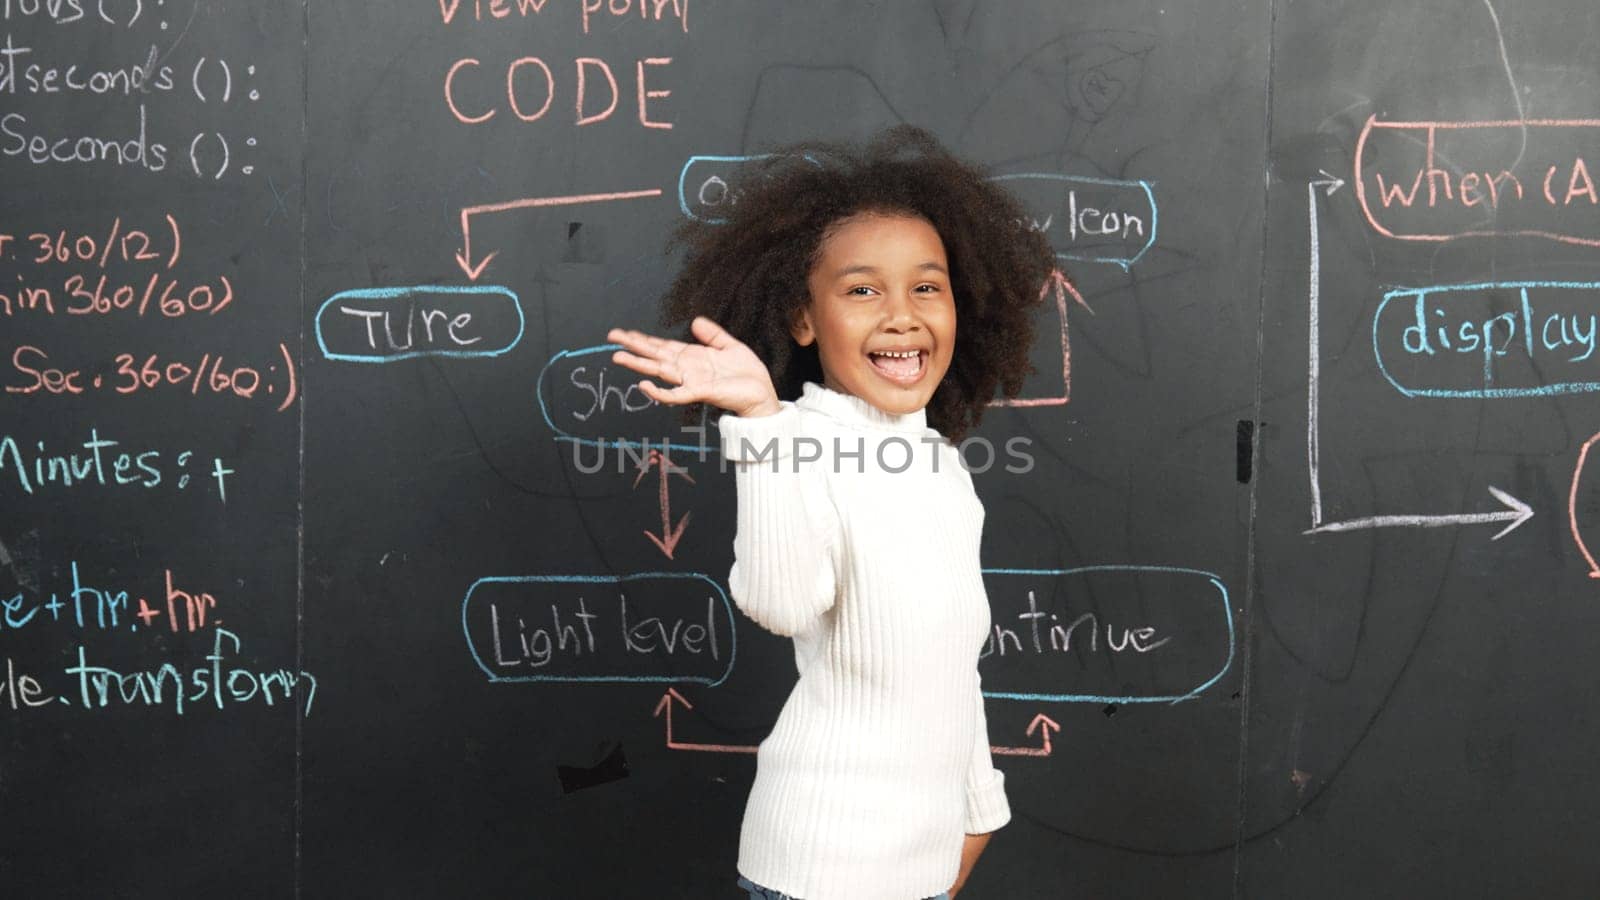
<box><xmin>982</xmin><ymin>588</ymin><xmax>1173</xmax><ymax>659</ymax></box>
<box><xmin>0</xmin><ymin>426</ymin><xmax>235</xmax><ymax>499</ymax></box>
<box><xmin>3</xmin><ymin>214</ymin><xmax>180</xmax><ymax>268</ymax></box>
<box><xmin>444</xmin><ymin>55</ymin><xmax>675</xmax><ymax>129</ymax></box>
<box><xmin>2</xmin><ymin>0</ymin><xmax>94</xmax><ymax>25</ymax></box>
<box><xmin>0</xmin><ymin>657</ymin><xmax>51</xmax><ymax>711</ymax></box>
<box><xmin>2</xmin><ymin>271</ymin><xmax>233</xmax><ymax>318</ymax></box>
<box><xmin>2</xmin><ymin>103</ymin><xmax>166</xmax><ymax>170</ymax></box>
<box><xmin>989</xmin><ymin>173</ymin><xmax>1158</xmax><ymax>269</ymax></box>
<box><xmin>677</xmin><ymin>159</ymin><xmax>1157</xmax><ymax>270</ymax></box>
<box><xmin>2</xmin><ymin>562</ymin><xmax>223</xmax><ymax>635</ymax></box>
<box><xmin>5</xmin><ymin>342</ymin><xmax>297</xmax><ymax>412</ymax></box>
<box><xmin>1374</xmin><ymin>281</ymin><xmax>1600</xmax><ymax>398</ymax></box>
<box><xmin>0</xmin><ymin>35</ymin><xmax>175</xmax><ymax>96</ymax></box>
<box><xmin>315</xmin><ymin>285</ymin><xmax>524</xmax><ymax>362</ymax></box>
<box><xmin>61</xmin><ymin>628</ymin><xmax>316</xmax><ymax>716</ymax></box>
<box><xmin>977</xmin><ymin>566</ymin><xmax>1233</xmax><ymax>705</ymax></box>
<box><xmin>1355</xmin><ymin>117</ymin><xmax>1600</xmax><ymax>246</ymax></box>
<box><xmin>462</xmin><ymin>572</ymin><xmax>737</xmax><ymax>685</ymax></box>
<box><xmin>435</xmin><ymin>0</ymin><xmax>690</xmax><ymax>34</ymax></box>
<box><xmin>2</xmin><ymin>0</ymin><xmax>165</xmax><ymax>28</ymax></box>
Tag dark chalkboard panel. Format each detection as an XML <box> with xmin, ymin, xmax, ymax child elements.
<box><xmin>4</xmin><ymin>1</ymin><xmax>1598</xmax><ymax>897</ymax></box>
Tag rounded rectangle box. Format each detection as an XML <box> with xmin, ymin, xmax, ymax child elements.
<box><xmin>678</xmin><ymin>158</ymin><xmax>1158</xmax><ymax>270</ymax></box>
<box><xmin>315</xmin><ymin>284</ymin><xmax>524</xmax><ymax>362</ymax></box>
<box><xmin>1373</xmin><ymin>280</ymin><xmax>1600</xmax><ymax>398</ymax></box>
<box><xmin>462</xmin><ymin>572</ymin><xmax>738</xmax><ymax>687</ymax></box>
<box><xmin>977</xmin><ymin>565</ymin><xmax>1233</xmax><ymax>704</ymax></box>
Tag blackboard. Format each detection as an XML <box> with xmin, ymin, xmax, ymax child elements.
<box><xmin>4</xmin><ymin>0</ymin><xmax>1599</xmax><ymax>897</ymax></box>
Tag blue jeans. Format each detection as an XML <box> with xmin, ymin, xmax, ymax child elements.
<box><xmin>737</xmin><ymin>874</ymin><xmax>950</xmax><ymax>900</ymax></box>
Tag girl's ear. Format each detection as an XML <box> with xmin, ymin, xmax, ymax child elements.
<box><xmin>789</xmin><ymin>305</ymin><xmax>816</xmax><ymax>346</ymax></box>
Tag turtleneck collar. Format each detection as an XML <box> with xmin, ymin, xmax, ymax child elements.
<box><xmin>794</xmin><ymin>380</ymin><xmax>929</xmax><ymax>434</ymax></box>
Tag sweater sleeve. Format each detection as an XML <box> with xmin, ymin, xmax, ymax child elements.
<box><xmin>964</xmin><ymin>675</ymin><xmax>1011</xmax><ymax>834</ymax></box>
<box><xmin>718</xmin><ymin>401</ymin><xmax>843</xmax><ymax>637</ymax></box>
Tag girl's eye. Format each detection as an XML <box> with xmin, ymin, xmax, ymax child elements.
<box><xmin>847</xmin><ymin>286</ymin><xmax>876</xmax><ymax>296</ymax></box>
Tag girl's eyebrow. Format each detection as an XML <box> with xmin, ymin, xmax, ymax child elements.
<box><xmin>832</xmin><ymin>261</ymin><xmax>949</xmax><ymax>277</ymax></box>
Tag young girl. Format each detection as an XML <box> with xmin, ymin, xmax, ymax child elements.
<box><xmin>607</xmin><ymin>126</ymin><xmax>1055</xmax><ymax>900</ymax></box>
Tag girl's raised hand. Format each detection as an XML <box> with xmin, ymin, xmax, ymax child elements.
<box><xmin>606</xmin><ymin>315</ymin><xmax>782</xmax><ymax>418</ymax></box>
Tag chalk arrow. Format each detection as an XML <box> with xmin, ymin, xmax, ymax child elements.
<box><xmin>1040</xmin><ymin>268</ymin><xmax>1092</xmax><ymax>406</ymax></box>
<box><xmin>653</xmin><ymin>689</ymin><xmax>758</xmax><ymax>754</ymax></box>
<box><xmin>454</xmin><ymin>188</ymin><xmax>663</xmax><ymax>281</ymax></box>
<box><xmin>633</xmin><ymin>448</ymin><xmax>695</xmax><ymax>558</ymax></box>
<box><xmin>1305</xmin><ymin>486</ymin><xmax>1534</xmax><ymax>540</ymax></box>
<box><xmin>1044</xmin><ymin>267</ymin><xmax>1095</xmax><ymax>318</ymax></box>
<box><xmin>1302</xmin><ymin>175</ymin><xmax>1532</xmax><ymax>541</ymax></box>
<box><xmin>990</xmin><ymin>713</ymin><xmax>1061</xmax><ymax>758</ymax></box>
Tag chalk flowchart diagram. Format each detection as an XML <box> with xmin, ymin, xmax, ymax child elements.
<box><xmin>312</xmin><ymin>149</ymin><xmax>1237</xmax><ymax>763</ymax></box>
<box><xmin>1309</xmin><ymin>114</ymin><xmax>1600</xmax><ymax>547</ymax></box>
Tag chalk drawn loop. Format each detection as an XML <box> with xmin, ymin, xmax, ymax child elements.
<box><xmin>1568</xmin><ymin>431</ymin><xmax>1600</xmax><ymax>579</ymax></box>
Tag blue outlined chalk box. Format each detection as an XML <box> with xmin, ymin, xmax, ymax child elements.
<box><xmin>988</xmin><ymin>173</ymin><xmax>1158</xmax><ymax>270</ymax></box>
<box><xmin>1373</xmin><ymin>280</ymin><xmax>1600</xmax><ymax>398</ymax></box>
<box><xmin>977</xmin><ymin>566</ymin><xmax>1233</xmax><ymax>705</ymax></box>
<box><xmin>677</xmin><ymin>157</ymin><xmax>1157</xmax><ymax>270</ymax></box>
<box><xmin>462</xmin><ymin>572</ymin><xmax>738</xmax><ymax>687</ymax></box>
<box><xmin>536</xmin><ymin>344</ymin><xmax>716</xmax><ymax>454</ymax></box>
<box><xmin>315</xmin><ymin>285</ymin><xmax>524</xmax><ymax>362</ymax></box>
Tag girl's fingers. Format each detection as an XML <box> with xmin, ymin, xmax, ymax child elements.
<box><xmin>609</xmin><ymin>328</ymin><xmax>678</xmax><ymax>361</ymax></box>
<box><xmin>610</xmin><ymin>348</ymin><xmax>662</xmax><ymax>378</ymax></box>
<box><xmin>636</xmin><ymin>377</ymin><xmax>696</xmax><ymax>406</ymax></box>
<box><xmin>691</xmin><ymin>315</ymin><xmax>733</xmax><ymax>350</ymax></box>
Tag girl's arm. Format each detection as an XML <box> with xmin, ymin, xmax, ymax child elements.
<box><xmin>953</xmin><ymin>675</ymin><xmax>1011</xmax><ymax>895</ymax></box>
<box><xmin>718</xmin><ymin>401</ymin><xmax>843</xmax><ymax>636</ymax></box>
<box><xmin>950</xmin><ymin>832</ymin><xmax>992</xmax><ymax>898</ymax></box>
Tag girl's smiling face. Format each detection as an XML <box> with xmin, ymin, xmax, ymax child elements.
<box><xmin>791</xmin><ymin>211</ymin><xmax>956</xmax><ymax>416</ymax></box>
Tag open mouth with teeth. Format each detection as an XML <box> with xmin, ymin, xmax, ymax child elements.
<box><xmin>867</xmin><ymin>349</ymin><xmax>926</xmax><ymax>383</ymax></box>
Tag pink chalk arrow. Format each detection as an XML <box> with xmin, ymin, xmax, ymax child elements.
<box><xmin>990</xmin><ymin>713</ymin><xmax>1061</xmax><ymax>757</ymax></box>
<box><xmin>633</xmin><ymin>448</ymin><xmax>695</xmax><ymax>558</ymax></box>
<box><xmin>992</xmin><ymin>269</ymin><xmax>1092</xmax><ymax>408</ymax></box>
<box><xmin>653</xmin><ymin>688</ymin><xmax>758</xmax><ymax>754</ymax></box>
<box><xmin>454</xmin><ymin>188</ymin><xmax>662</xmax><ymax>281</ymax></box>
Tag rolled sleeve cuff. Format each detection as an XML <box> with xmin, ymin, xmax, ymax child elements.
<box><xmin>965</xmin><ymin>768</ymin><xmax>1011</xmax><ymax>834</ymax></box>
<box><xmin>718</xmin><ymin>401</ymin><xmax>803</xmax><ymax>463</ymax></box>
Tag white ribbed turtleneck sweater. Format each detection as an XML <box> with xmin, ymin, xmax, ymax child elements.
<box><xmin>717</xmin><ymin>380</ymin><xmax>1009</xmax><ymax>900</ymax></box>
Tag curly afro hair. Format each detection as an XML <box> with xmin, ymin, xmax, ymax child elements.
<box><xmin>655</xmin><ymin>124</ymin><xmax>1058</xmax><ymax>444</ymax></box>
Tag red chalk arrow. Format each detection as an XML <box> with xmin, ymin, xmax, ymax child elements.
<box><xmin>990</xmin><ymin>713</ymin><xmax>1061</xmax><ymax>757</ymax></box>
<box><xmin>653</xmin><ymin>689</ymin><xmax>758</xmax><ymax>754</ymax></box>
<box><xmin>993</xmin><ymin>269</ymin><xmax>1092</xmax><ymax>408</ymax></box>
<box><xmin>454</xmin><ymin>188</ymin><xmax>663</xmax><ymax>281</ymax></box>
<box><xmin>633</xmin><ymin>448</ymin><xmax>694</xmax><ymax>558</ymax></box>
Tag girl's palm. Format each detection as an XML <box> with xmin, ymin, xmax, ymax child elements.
<box><xmin>606</xmin><ymin>316</ymin><xmax>780</xmax><ymax>417</ymax></box>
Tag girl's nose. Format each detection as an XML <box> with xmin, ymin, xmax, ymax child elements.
<box><xmin>881</xmin><ymin>289</ymin><xmax>919</xmax><ymax>328</ymax></box>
